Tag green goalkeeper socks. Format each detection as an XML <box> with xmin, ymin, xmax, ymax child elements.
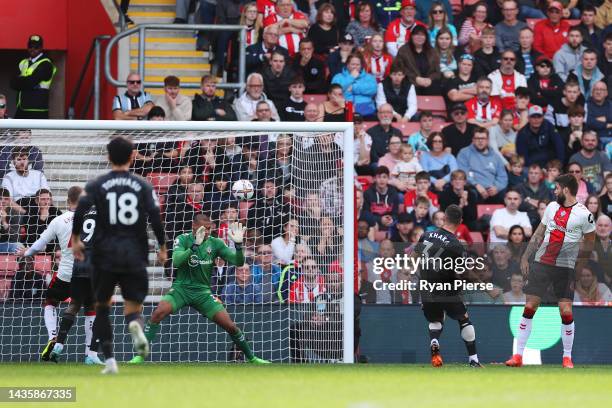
<box><xmin>230</xmin><ymin>329</ymin><xmax>254</xmax><ymax>361</ymax></box>
<box><xmin>144</xmin><ymin>321</ymin><xmax>160</xmax><ymax>343</ymax></box>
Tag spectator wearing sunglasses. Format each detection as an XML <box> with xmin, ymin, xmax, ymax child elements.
<box><xmin>112</xmin><ymin>72</ymin><xmax>154</xmax><ymax>120</ymax></box>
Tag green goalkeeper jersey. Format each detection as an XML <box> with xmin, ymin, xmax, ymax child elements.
<box><xmin>172</xmin><ymin>233</ymin><xmax>244</xmax><ymax>288</ymax></box>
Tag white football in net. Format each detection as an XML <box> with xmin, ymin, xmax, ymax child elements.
<box><xmin>232</xmin><ymin>179</ymin><xmax>254</xmax><ymax>200</ymax></box>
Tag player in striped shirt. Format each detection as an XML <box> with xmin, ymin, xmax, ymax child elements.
<box><xmin>506</xmin><ymin>174</ymin><xmax>596</xmax><ymax>369</ymax></box>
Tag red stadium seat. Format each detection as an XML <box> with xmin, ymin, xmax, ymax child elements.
<box><xmin>0</xmin><ymin>255</ymin><xmax>19</xmax><ymax>278</ymax></box>
<box><xmin>147</xmin><ymin>173</ymin><xmax>178</xmax><ymax>195</ymax></box>
<box><xmin>469</xmin><ymin>232</ymin><xmax>485</xmax><ymax>256</ymax></box>
<box><xmin>434</xmin><ymin>122</ymin><xmax>452</xmax><ymax>132</ymax></box>
<box><xmin>567</xmin><ymin>19</ymin><xmax>580</xmax><ymax>26</ymax></box>
<box><xmin>363</xmin><ymin>121</ymin><xmax>378</xmax><ymax>132</ymax></box>
<box><xmin>356</xmin><ymin>175</ymin><xmax>373</xmax><ymax>191</ymax></box>
<box><xmin>477</xmin><ymin>204</ymin><xmax>504</xmax><ymax>219</ymax></box>
<box><xmin>417</xmin><ymin>95</ymin><xmax>447</xmax><ymax>119</ymax></box>
<box><xmin>304</xmin><ymin>94</ymin><xmax>327</xmax><ymax>105</ymax></box>
<box><xmin>398</xmin><ymin>122</ymin><xmax>421</xmax><ymax>136</ymax></box>
<box><xmin>239</xmin><ymin>200</ymin><xmax>255</xmax><ymax>221</ymax></box>
<box><xmin>33</xmin><ymin>255</ymin><xmax>53</xmax><ymax>275</ymax></box>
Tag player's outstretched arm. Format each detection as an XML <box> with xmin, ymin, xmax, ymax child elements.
<box><xmin>16</xmin><ymin>224</ymin><xmax>56</xmax><ymax>257</ymax></box>
<box><xmin>222</xmin><ymin>222</ymin><xmax>246</xmax><ymax>266</ymax></box>
<box><xmin>520</xmin><ymin>222</ymin><xmax>546</xmax><ymax>276</ymax></box>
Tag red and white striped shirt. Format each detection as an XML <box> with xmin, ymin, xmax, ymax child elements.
<box><xmin>245</xmin><ymin>26</ymin><xmax>257</xmax><ymax>47</ymax></box>
<box><xmin>263</xmin><ymin>11</ymin><xmax>307</xmax><ymax>56</ymax></box>
<box><xmin>366</xmin><ymin>53</ymin><xmax>393</xmax><ymax>83</ymax></box>
<box><xmin>466</xmin><ymin>96</ymin><xmax>502</xmax><ymax>123</ymax></box>
<box><xmin>384</xmin><ymin>19</ymin><xmax>427</xmax><ymax>55</ymax></box>
<box><xmin>535</xmin><ymin>201</ymin><xmax>595</xmax><ymax>268</ymax></box>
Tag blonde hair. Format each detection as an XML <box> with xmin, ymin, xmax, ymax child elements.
<box><xmin>241</xmin><ymin>2</ymin><xmax>261</xmax><ymax>42</ymax></box>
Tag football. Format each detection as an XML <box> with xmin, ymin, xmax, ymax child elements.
<box><xmin>232</xmin><ymin>179</ymin><xmax>254</xmax><ymax>200</ymax></box>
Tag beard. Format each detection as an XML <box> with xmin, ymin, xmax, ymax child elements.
<box><xmin>477</xmin><ymin>93</ymin><xmax>489</xmax><ymax>103</ymax></box>
<box><xmin>380</xmin><ymin>118</ymin><xmax>392</xmax><ymax>126</ymax></box>
<box><xmin>556</xmin><ymin>192</ymin><xmax>566</xmax><ymax>206</ymax></box>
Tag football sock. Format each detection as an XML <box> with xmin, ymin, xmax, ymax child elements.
<box><xmin>95</xmin><ymin>305</ymin><xmax>114</xmax><ymax>359</ymax></box>
<box><xmin>89</xmin><ymin>315</ymin><xmax>99</xmax><ymax>352</ymax></box>
<box><xmin>516</xmin><ymin>308</ymin><xmax>536</xmax><ymax>356</ymax></box>
<box><xmin>56</xmin><ymin>312</ymin><xmax>76</xmax><ymax>345</ymax></box>
<box><xmin>125</xmin><ymin>312</ymin><xmax>144</xmax><ymax>330</ymax></box>
<box><xmin>84</xmin><ymin>313</ymin><xmax>96</xmax><ymax>357</ymax></box>
<box><xmin>144</xmin><ymin>321</ymin><xmax>160</xmax><ymax>343</ymax></box>
<box><xmin>459</xmin><ymin>318</ymin><xmax>478</xmax><ymax>362</ymax></box>
<box><xmin>230</xmin><ymin>328</ymin><xmax>254</xmax><ymax>360</ymax></box>
<box><xmin>428</xmin><ymin>322</ymin><xmax>443</xmax><ymax>347</ymax></box>
<box><xmin>561</xmin><ymin>312</ymin><xmax>574</xmax><ymax>358</ymax></box>
<box><xmin>43</xmin><ymin>305</ymin><xmax>57</xmax><ymax>339</ymax></box>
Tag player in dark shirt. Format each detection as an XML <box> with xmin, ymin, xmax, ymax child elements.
<box><xmin>71</xmin><ymin>136</ymin><xmax>167</xmax><ymax>374</ymax></box>
<box><xmin>412</xmin><ymin>204</ymin><xmax>483</xmax><ymax>368</ymax></box>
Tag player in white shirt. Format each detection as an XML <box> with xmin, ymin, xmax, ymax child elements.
<box><xmin>506</xmin><ymin>174</ymin><xmax>596</xmax><ymax>369</ymax></box>
<box><xmin>17</xmin><ymin>186</ymin><xmax>101</xmax><ymax>364</ymax></box>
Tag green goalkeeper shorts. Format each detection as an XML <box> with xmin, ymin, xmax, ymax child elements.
<box><xmin>162</xmin><ymin>284</ymin><xmax>225</xmax><ymax>320</ymax></box>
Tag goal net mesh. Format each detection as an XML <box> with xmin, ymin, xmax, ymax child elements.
<box><xmin>0</xmin><ymin>126</ymin><xmax>350</xmax><ymax>363</ymax></box>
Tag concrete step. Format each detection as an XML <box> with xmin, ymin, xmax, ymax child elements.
<box><xmin>130</xmin><ymin>37</ymin><xmax>197</xmax><ymax>51</ymax></box>
<box><xmin>129</xmin><ymin>49</ymin><xmax>206</xmax><ymax>58</ymax></box>
<box><xmin>44</xmin><ymin>154</ymin><xmax>108</xmax><ymax>165</ymax></box>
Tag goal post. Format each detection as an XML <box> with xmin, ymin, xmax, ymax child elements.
<box><xmin>0</xmin><ymin>119</ymin><xmax>354</xmax><ymax>364</ymax></box>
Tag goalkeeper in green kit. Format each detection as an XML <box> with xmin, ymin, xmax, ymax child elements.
<box><xmin>130</xmin><ymin>213</ymin><xmax>269</xmax><ymax>364</ymax></box>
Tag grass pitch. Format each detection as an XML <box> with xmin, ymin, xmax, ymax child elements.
<box><xmin>1</xmin><ymin>363</ymin><xmax>611</xmax><ymax>408</ymax></box>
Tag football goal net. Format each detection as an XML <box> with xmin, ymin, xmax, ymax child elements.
<box><xmin>0</xmin><ymin>120</ymin><xmax>354</xmax><ymax>364</ymax></box>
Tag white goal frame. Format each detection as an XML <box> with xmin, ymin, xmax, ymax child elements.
<box><xmin>2</xmin><ymin>119</ymin><xmax>355</xmax><ymax>364</ymax></box>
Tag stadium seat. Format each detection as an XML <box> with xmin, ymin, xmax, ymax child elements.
<box><xmin>434</xmin><ymin>122</ymin><xmax>451</xmax><ymax>132</ymax></box>
<box><xmin>0</xmin><ymin>255</ymin><xmax>19</xmax><ymax>278</ymax></box>
<box><xmin>398</xmin><ymin>122</ymin><xmax>421</xmax><ymax>136</ymax></box>
<box><xmin>567</xmin><ymin>19</ymin><xmax>580</xmax><ymax>26</ymax></box>
<box><xmin>469</xmin><ymin>232</ymin><xmax>485</xmax><ymax>256</ymax></box>
<box><xmin>147</xmin><ymin>173</ymin><xmax>178</xmax><ymax>195</ymax></box>
<box><xmin>417</xmin><ymin>95</ymin><xmax>447</xmax><ymax>119</ymax></box>
<box><xmin>356</xmin><ymin>175</ymin><xmax>373</xmax><ymax>191</ymax></box>
<box><xmin>304</xmin><ymin>94</ymin><xmax>327</xmax><ymax>105</ymax></box>
<box><xmin>239</xmin><ymin>200</ymin><xmax>255</xmax><ymax>221</ymax></box>
<box><xmin>477</xmin><ymin>204</ymin><xmax>504</xmax><ymax>219</ymax></box>
<box><xmin>363</xmin><ymin>121</ymin><xmax>378</xmax><ymax>132</ymax></box>
<box><xmin>33</xmin><ymin>255</ymin><xmax>53</xmax><ymax>275</ymax></box>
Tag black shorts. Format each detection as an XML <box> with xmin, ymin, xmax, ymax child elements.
<box><xmin>524</xmin><ymin>262</ymin><xmax>574</xmax><ymax>301</ymax></box>
<box><xmin>92</xmin><ymin>267</ymin><xmax>148</xmax><ymax>304</ymax></box>
<box><xmin>422</xmin><ymin>301</ymin><xmax>468</xmax><ymax>323</ymax></box>
<box><xmin>69</xmin><ymin>277</ymin><xmax>94</xmax><ymax>309</ymax></box>
<box><xmin>46</xmin><ymin>274</ymin><xmax>71</xmax><ymax>302</ymax></box>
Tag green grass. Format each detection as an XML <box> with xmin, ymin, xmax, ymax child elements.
<box><xmin>1</xmin><ymin>363</ymin><xmax>611</xmax><ymax>408</ymax></box>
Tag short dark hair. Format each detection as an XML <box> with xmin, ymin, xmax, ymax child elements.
<box><xmin>568</xmin><ymin>26</ymin><xmax>583</xmax><ymax>35</ymax></box>
<box><xmin>147</xmin><ymin>106</ymin><xmax>166</xmax><ymax>120</ymax></box>
<box><xmin>11</xmin><ymin>146</ymin><xmax>29</xmax><ymax>159</ymax></box>
<box><xmin>107</xmin><ymin>136</ymin><xmax>134</xmax><ymax>165</ymax></box>
<box><xmin>36</xmin><ymin>188</ymin><xmax>52</xmax><ymax>197</ymax></box>
<box><xmin>450</xmin><ymin>169</ymin><xmax>466</xmax><ymax>180</ymax></box>
<box><xmin>164</xmin><ymin>75</ymin><xmax>180</xmax><ymax>87</ymax></box>
<box><xmin>0</xmin><ymin>187</ymin><xmax>9</xmax><ymax>198</ymax></box>
<box><xmin>415</xmin><ymin>171</ymin><xmax>430</xmax><ymax>182</ymax></box>
<box><xmin>474</xmin><ymin>126</ymin><xmax>488</xmax><ymax>138</ymax></box>
<box><xmin>194</xmin><ymin>213</ymin><xmax>211</xmax><ymax>224</ymax></box>
<box><xmin>420</xmin><ymin>110</ymin><xmax>433</xmax><ymax>119</ymax></box>
<box><xmin>375</xmin><ymin>166</ymin><xmax>390</xmax><ymax>176</ymax></box>
<box><xmin>444</xmin><ymin>204</ymin><xmax>462</xmax><ymax>225</ymax></box>
<box><xmin>515</xmin><ymin>87</ymin><xmax>530</xmax><ymax>98</ymax></box>
<box><xmin>415</xmin><ymin>196</ymin><xmax>430</xmax><ymax>208</ymax></box>
<box><xmin>582</xmin><ymin>4</ymin><xmax>596</xmax><ymax>13</ymax></box>
<box><xmin>67</xmin><ymin>186</ymin><xmax>82</xmax><ymax>204</ymax></box>
<box><xmin>583</xmin><ymin>48</ymin><xmax>598</xmax><ymax>58</ymax></box>
<box><xmin>556</xmin><ymin>173</ymin><xmax>579</xmax><ymax>196</ymax></box>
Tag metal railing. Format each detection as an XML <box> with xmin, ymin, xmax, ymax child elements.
<box><xmin>67</xmin><ymin>35</ymin><xmax>111</xmax><ymax>120</ymax></box>
<box><xmin>104</xmin><ymin>23</ymin><xmax>247</xmax><ymax>91</ymax></box>
<box><xmin>112</xmin><ymin>0</ymin><xmax>126</xmax><ymax>32</ymax></box>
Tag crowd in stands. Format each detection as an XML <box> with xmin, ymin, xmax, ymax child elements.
<box><xmin>2</xmin><ymin>0</ymin><xmax>612</xmax><ymax>306</ymax></box>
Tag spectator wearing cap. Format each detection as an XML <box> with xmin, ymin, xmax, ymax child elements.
<box><xmin>233</xmin><ymin>73</ymin><xmax>281</xmax><ymax>121</ymax></box>
<box><xmin>328</xmin><ymin>33</ymin><xmax>357</xmax><ymax>78</ymax></box>
<box><xmin>495</xmin><ymin>0</ymin><xmax>527</xmax><ymax>53</ymax></box>
<box><xmin>245</xmin><ymin>25</ymin><xmax>290</xmax><ymax>75</ymax></box>
<box><xmin>153</xmin><ymin>75</ymin><xmax>192</xmax><ymax>121</ymax></box>
<box><xmin>396</xmin><ymin>25</ymin><xmax>442</xmax><ymax>96</ymax></box>
<box><xmin>384</xmin><ymin>0</ymin><xmax>427</xmax><ymax>57</ymax></box>
<box><xmin>584</xmin><ymin>82</ymin><xmax>612</xmax><ymax>145</ymax></box>
<box><xmin>192</xmin><ymin>75</ymin><xmax>238</xmax><ymax>121</ymax></box>
<box><xmin>515</xmin><ymin>27</ymin><xmax>542</xmax><ymax>80</ymax></box>
<box><xmin>263</xmin><ymin>0</ymin><xmax>309</xmax><ymax>57</ymax></box>
<box><xmin>363</xmin><ymin>166</ymin><xmax>399</xmax><ymax>230</ymax></box>
<box><xmin>390</xmin><ymin>212</ymin><xmax>414</xmax><ymax>243</ymax></box>
<box><xmin>553</xmin><ymin>27</ymin><xmax>587</xmax><ymax>82</ymax></box>
<box><xmin>442</xmin><ymin>103</ymin><xmax>477</xmax><ymax>156</ymax></box>
<box><xmin>0</xmin><ymin>95</ymin><xmax>8</xmax><ymax>119</ymax></box>
<box><xmin>331</xmin><ymin>53</ymin><xmax>378</xmax><ymax>118</ymax></box>
<box><xmin>488</xmin><ymin>49</ymin><xmax>527</xmax><ymax>111</ymax></box>
<box><xmin>516</xmin><ymin>105</ymin><xmax>565</xmax><ymax>167</ymax></box>
<box><xmin>10</xmin><ymin>35</ymin><xmax>56</xmax><ymax>119</ymax></box>
<box><xmin>367</xmin><ymin>104</ymin><xmax>403</xmax><ymax>164</ymax></box>
<box><xmin>112</xmin><ymin>72</ymin><xmax>154</xmax><ymax>120</ymax></box>
<box><xmin>345</xmin><ymin>1</ymin><xmax>382</xmax><ymax>48</ymax></box>
<box><xmin>291</xmin><ymin>38</ymin><xmax>327</xmax><ymax>94</ymax></box>
<box><xmin>533</xmin><ymin>2</ymin><xmax>571</xmax><ymax>59</ymax></box>
<box><xmin>444</xmin><ymin>54</ymin><xmax>478</xmax><ymax>109</ymax></box>
<box><xmin>526</xmin><ymin>55</ymin><xmax>565</xmax><ymax>108</ymax></box>
<box><xmin>277</xmin><ymin>76</ymin><xmax>306</xmax><ymax>121</ymax></box>
<box><xmin>375</xmin><ymin>62</ymin><xmax>417</xmax><ymax>122</ymax></box>
<box><xmin>307</xmin><ymin>3</ymin><xmax>340</xmax><ymax>57</ymax></box>
<box><xmin>466</xmin><ymin>77</ymin><xmax>503</xmax><ymax>129</ymax></box>
<box><xmin>595</xmin><ymin>0</ymin><xmax>612</xmax><ymax>29</ymax></box>
<box><xmin>262</xmin><ymin>50</ymin><xmax>296</xmax><ymax>106</ymax></box>
<box><xmin>567</xmin><ymin>49</ymin><xmax>605</xmax><ymax>100</ymax></box>
<box><xmin>457</xmin><ymin>126</ymin><xmax>508</xmax><ymax>203</ymax></box>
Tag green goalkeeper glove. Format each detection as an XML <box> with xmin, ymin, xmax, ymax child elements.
<box><xmin>227</xmin><ymin>222</ymin><xmax>246</xmax><ymax>245</ymax></box>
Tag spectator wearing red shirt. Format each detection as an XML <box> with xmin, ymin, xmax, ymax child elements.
<box><xmin>384</xmin><ymin>0</ymin><xmax>427</xmax><ymax>57</ymax></box>
<box><xmin>533</xmin><ymin>2</ymin><xmax>571</xmax><ymax>59</ymax></box>
<box><xmin>257</xmin><ymin>0</ymin><xmax>277</xmax><ymax>20</ymax></box>
<box><xmin>488</xmin><ymin>49</ymin><xmax>527</xmax><ymax>111</ymax></box>
<box><xmin>363</xmin><ymin>33</ymin><xmax>393</xmax><ymax>83</ymax></box>
<box><xmin>403</xmin><ymin>171</ymin><xmax>440</xmax><ymax>216</ymax></box>
<box><xmin>263</xmin><ymin>0</ymin><xmax>308</xmax><ymax>57</ymax></box>
<box><xmin>466</xmin><ymin>77</ymin><xmax>502</xmax><ymax>129</ymax></box>
<box><xmin>289</xmin><ymin>258</ymin><xmax>326</xmax><ymax>303</ymax></box>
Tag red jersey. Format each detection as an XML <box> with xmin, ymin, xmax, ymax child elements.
<box><xmin>455</xmin><ymin>224</ymin><xmax>473</xmax><ymax>245</ymax></box>
<box><xmin>466</xmin><ymin>96</ymin><xmax>503</xmax><ymax>123</ymax></box>
<box><xmin>533</xmin><ymin>19</ymin><xmax>570</xmax><ymax>59</ymax></box>
<box><xmin>263</xmin><ymin>11</ymin><xmax>307</xmax><ymax>56</ymax></box>
<box><xmin>365</xmin><ymin>53</ymin><xmax>393</xmax><ymax>82</ymax></box>
<box><xmin>384</xmin><ymin>19</ymin><xmax>427</xmax><ymax>49</ymax></box>
<box><xmin>403</xmin><ymin>190</ymin><xmax>440</xmax><ymax>213</ymax></box>
<box><xmin>257</xmin><ymin>0</ymin><xmax>276</xmax><ymax>19</ymax></box>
